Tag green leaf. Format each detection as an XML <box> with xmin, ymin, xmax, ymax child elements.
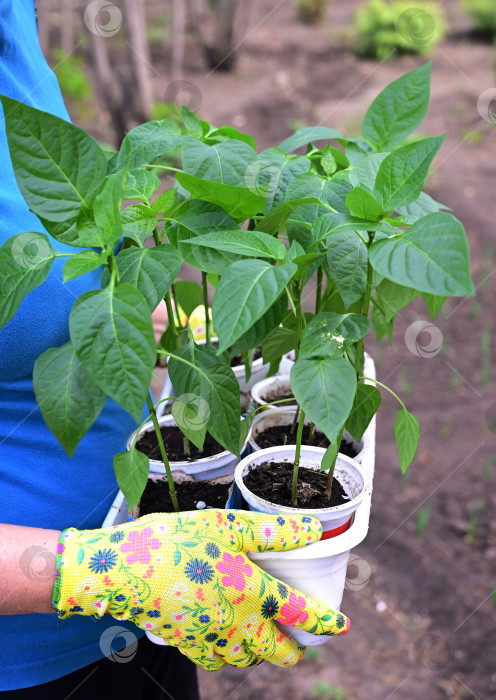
<box><xmin>69</xmin><ymin>284</ymin><xmax>155</xmax><ymax>422</ymax></box>
<box><xmin>91</xmin><ymin>170</ymin><xmax>127</xmax><ymax>245</ymax></box>
<box><xmin>176</xmin><ymin>172</ymin><xmax>265</xmax><ymax>219</ymax></box>
<box><xmin>166</xmin><ymin>199</ymin><xmax>242</xmax><ymax>274</ymax></box>
<box><xmin>181</xmin><ymin>137</ymin><xmax>257</xmax><ymax>185</ymax></box>
<box><xmin>152</xmin><ymin>188</ymin><xmax>178</xmax><ymax>216</ymax></box>
<box><xmin>299</xmin><ymin>312</ymin><xmax>370</xmax><ymax>359</ymax></box>
<box><xmin>394</xmin><ymin>408</ymin><xmax>420</xmax><ymax>474</ymax></box>
<box><xmin>369</xmin><ymin>212</ymin><xmax>474</xmax><ymax>296</ymax></box>
<box><xmin>185</xmin><ymin>230</ymin><xmax>286</xmax><ymax>261</ymax></box>
<box><xmin>262</xmin><ymin>326</ymin><xmax>298</xmax><ymax>365</ymax></box>
<box><xmin>207</xmin><ymin>125</ymin><xmax>256</xmax><ymax>150</ymax></box>
<box><xmin>371</xmin><ymin>302</ymin><xmax>392</xmax><ymax>344</ymax></box>
<box><xmin>362</xmin><ymin>63</ymin><xmax>432</xmax><ymax>150</ymax></box>
<box><xmin>278</xmin><ymin>126</ymin><xmax>342</xmax><ymax>153</ymax></box>
<box><xmin>33</xmin><ymin>341</ymin><xmax>107</xmax><ymax>457</ymax></box>
<box><xmin>326</xmin><ymin>231</ymin><xmax>368</xmax><ymax>308</ymax></box>
<box><xmin>374</xmin><ymin>135</ymin><xmax>446</xmax><ymax>211</ymax></box>
<box><xmin>63</xmin><ymin>250</ymin><xmax>105</xmax><ymax>283</ymax></box>
<box><xmin>212</xmin><ymin>260</ymin><xmax>297</xmax><ymax>352</ymax></box>
<box><xmin>174</xmin><ymin>549</ymin><xmax>181</xmax><ymax>565</ymax></box>
<box><xmin>0</xmin><ymin>95</ymin><xmax>106</xmax><ymax>246</ymax></box>
<box><xmin>173</xmin><ymin>280</ymin><xmax>203</xmax><ymax>317</ymax></box>
<box><xmin>396</xmin><ymin>191</ymin><xmax>450</xmax><ymax>222</ymax></box>
<box><xmin>255</xmin><ymin>197</ymin><xmax>321</xmax><ymax>236</ymax></box>
<box><xmin>231</xmin><ymin>295</ymin><xmax>288</xmax><ymax>356</ymax></box>
<box><xmin>113</xmin><ymin>449</ymin><xmax>150</xmax><ymax>511</ymax></box>
<box><xmin>77</xmin><ymin>548</ymin><xmax>85</xmax><ymax>565</ymax></box>
<box><xmin>346</xmin><ymin>187</ymin><xmax>383</xmax><ymax>221</ymax></box>
<box><xmin>376</xmin><ymin>279</ymin><xmax>420</xmax><ymax>322</ymax></box>
<box><xmin>239</xmin><ymin>411</ymin><xmax>256</xmax><ymax>453</ymax></box>
<box><xmin>423</xmin><ymin>292</ymin><xmax>447</xmax><ymax>319</ymax></box>
<box><xmin>321</xmin><ymin>146</ymin><xmax>338</xmax><ymax>176</ymax></box>
<box><xmin>311</xmin><ymin>213</ymin><xmax>382</xmax><ymax>246</ymax></box>
<box><xmin>0</xmin><ymin>232</ymin><xmax>56</xmax><ymax>329</ymax></box>
<box><xmin>168</xmin><ymin>339</ymin><xmax>241</xmax><ymax>456</ymax></box>
<box><xmin>255</xmin><ymin>148</ymin><xmax>310</xmax><ymax>212</ymax></box>
<box><xmin>348</xmin><ymin>153</ymin><xmax>389</xmax><ymax>191</ymax></box>
<box><xmin>319</xmin><ymin>442</ymin><xmax>339</xmax><ymax>473</ymax></box>
<box><xmin>125</xmin><ymin>169</ymin><xmax>161</xmax><ymax>201</ymax></box>
<box><xmin>109</xmin><ymin>246</ymin><xmax>182</xmax><ymax>311</ymax></box>
<box><xmin>117</xmin><ymin>119</ymin><xmax>183</xmax><ymax>169</ymax></box>
<box><xmin>121</xmin><ymin>204</ymin><xmax>157</xmax><ymax>236</ymax></box>
<box><xmin>181</xmin><ymin>106</ymin><xmax>204</xmax><ymax>138</ymax></box>
<box><xmin>345</xmin><ymin>383</ymin><xmax>381</xmax><ymax>442</ymax></box>
<box><xmin>290</xmin><ymin>356</ymin><xmax>357</xmax><ymax>443</ymax></box>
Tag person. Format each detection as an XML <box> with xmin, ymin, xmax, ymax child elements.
<box><xmin>0</xmin><ymin>2</ymin><xmax>349</xmax><ymax>697</ymax></box>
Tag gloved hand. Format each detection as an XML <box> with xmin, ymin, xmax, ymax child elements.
<box><xmin>53</xmin><ymin>510</ymin><xmax>349</xmax><ymax>670</ymax></box>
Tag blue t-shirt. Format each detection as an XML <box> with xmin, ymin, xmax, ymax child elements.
<box><xmin>0</xmin><ymin>1</ymin><xmax>144</xmax><ymax>690</ymax></box>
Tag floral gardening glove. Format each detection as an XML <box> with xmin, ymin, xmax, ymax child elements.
<box><xmin>52</xmin><ymin>510</ymin><xmax>349</xmax><ymax>670</ymax></box>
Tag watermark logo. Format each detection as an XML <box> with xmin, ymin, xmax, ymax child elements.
<box><xmin>12</xmin><ymin>232</ymin><xmax>52</xmax><ymax>270</ymax></box>
<box><xmin>164</xmin><ymin>80</ymin><xmax>203</xmax><ymax>113</ymax></box>
<box><xmin>19</xmin><ymin>546</ymin><xmax>56</xmax><ymax>583</ymax></box>
<box><xmin>405</xmin><ymin>320</ymin><xmax>443</xmax><ymax>358</ymax></box>
<box><xmin>244</xmin><ymin>161</ymin><xmax>283</xmax><ymax>199</ymax></box>
<box><xmin>412</xmin><ymin>633</ymin><xmax>451</xmax><ymax>669</ymax></box>
<box><xmin>172</xmin><ymin>393</ymin><xmax>211</xmax><ymax>432</ymax></box>
<box><xmin>99</xmin><ymin>626</ymin><xmax>138</xmax><ymax>663</ymax></box>
<box><xmin>84</xmin><ymin>1</ymin><xmax>122</xmax><ymax>38</ymax></box>
<box><xmin>345</xmin><ymin>554</ymin><xmax>371</xmax><ymax>591</ymax></box>
<box><xmin>397</xmin><ymin>7</ymin><xmax>437</xmax><ymax>47</ymax></box>
<box><xmin>477</xmin><ymin>88</ymin><xmax>496</xmax><ymax>126</ymax></box>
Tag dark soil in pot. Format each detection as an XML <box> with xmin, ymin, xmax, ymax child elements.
<box><xmin>255</xmin><ymin>424</ymin><xmax>358</xmax><ymax>458</ymax></box>
<box><xmin>263</xmin><ymin>389</ymin><xmax>297</xmax><ymax>406</ymax></box>
<box><xmin>230</xmin><ymin>346</ymin><xmax>263</xmax><ymax>367</ymax></box>
<box><xmin>244</xmin><ymin>461</ymin><xmax>349</xmax><ymax>509</ymax></box>
<box><xmin>136</xmin><ymin>425</ymin><xmax>224</xmax><ymax>461</ymax></box>
<box><xmin>140</xmin><ymin>478</ymin><xmax>231</xmax><ymax>516</ymax></box>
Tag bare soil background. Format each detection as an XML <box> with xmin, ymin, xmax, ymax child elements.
<box><xmin>69</xmin><ymin>1</ymin><xmax>496</xmax><ymax>697</ymax></box>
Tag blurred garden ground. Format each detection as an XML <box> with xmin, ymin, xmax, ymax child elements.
<box><xmin>40</xmin><ymin>0</ymin><xmax>496</xmax><ymax>697</ymax></box>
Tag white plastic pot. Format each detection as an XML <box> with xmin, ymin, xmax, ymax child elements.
<box><xmin>234</xmin><ymin>446</ymin><xmax>370</xmax><ymax>645</ymax></box>
<box><xmin>278</xmin><ymin>350</ymin><xmax>295</xmax><ymax>375</ymax></box>
<box><xmin>251</xmin><ymin>373</ymin><xmax>293</xmax><ymax>410</ymax></box>
<box><xmin>248</xmin><ymin>407</ymin><xmax>369</xmax><ymax>465</ymax></box>
<box><xmin>102</xmin><ymin>471</ymin><xmax>234</xmax><ymax>646</ymax></box>
<box><xmin>128</xmin><ymin>414</ymin><xmax>251</xmax><ymax>481</ymax></box>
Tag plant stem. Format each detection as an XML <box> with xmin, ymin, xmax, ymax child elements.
<box><xmin>201</xmin><ymin>271</ymin><xmax>211</xmax><ymax>345</ymax></box>
<box><xmin>183</xmin><ymin>435</ymin><xmax>191</xmax><ymax>457</ymax></box>
<box><xmin>316</xmin><ymin>267</ymin><xmax>322</xmax><ymax>313</ymax></box>
<box><xmin>146</xmin><ymin>394</ymin><xmax>180</xmax><ymax>512</ymax></box>
<box><xmin>325</xmin><ymin>426</ymin><xmax>344</xmax><ymax>499</ymax></box>
<box><xmin>164</xmin><ymin>291</ymin><xmax>178</xmax><ymax>339</ymax></box>
<box><xmin>289</xmin><ymin>404</ymin><xmax>300</xmax><ymax>435</ymax></box>
<box><xmin>359</xmin><ymin>376</ymin><xmax>407</xmax><ymax>411</ymax></box>
<box><xmin>354</xmin><ymin>232</ymin><xmax>375</xmax><ymax>377</ymax></box>
<box><xmin>291</xmin><ymin>408</ymin><xmax>306</xmax><ymax>508</ymax></box>
<box><xmin>308</xmin><ymin>422</ymin><xmax>315</xmax><ymax>446</ymax></box>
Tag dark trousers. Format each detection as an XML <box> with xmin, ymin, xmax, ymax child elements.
<box><xmin>2</xmin><ymin>639</ymin><xmax>200</xmax><ymax>700</ymax></box>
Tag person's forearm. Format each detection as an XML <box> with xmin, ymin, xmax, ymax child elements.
<box><xmin>0</xmin><ymin>524</ymin><xmax>61</xmax><ymax>614</ymax></box>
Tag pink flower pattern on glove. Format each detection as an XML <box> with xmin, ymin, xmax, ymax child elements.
<box><xmin>120</xmin><ymin>526</ymin><xmax>161</xmax><ymax>565</ymax></box>
<box><xmin>276</xmin><ymin>592</ymin><xmax>308</xmax><ymax>626</ymax></box>
<box><xmin>216</xmin><ymin>552</ymin><xmax>252</xmax><ymax>591</ymax></box>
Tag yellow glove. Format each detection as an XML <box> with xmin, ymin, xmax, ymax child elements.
<box><xmin>53</xmin><ymin>510</ymin><xmax>349</xmax><ymax>670</ymax></box>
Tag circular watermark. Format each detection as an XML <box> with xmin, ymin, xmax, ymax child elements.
<box><xmin>172</xmin><ymin>393</ymin><xmax>211</xmax><ymax>432</ymax></box>
<box><xmin>244</xmin><ymin>161</ymin><xmax>283</xmax><ymax>199</ymax></box>
<box><xmin>84</xmin><ymin>1</ymin><xmax>122</xmax><ymax>38</ymax></box>
<box><xmin>164</xmin><ymin>80</ymin><xmax>203</xmax><ymax>113</ymax></box>
<box><xmin>19</xmin><ymin>546</ymin><xmax>56</xmax><ymax>583</ymax></box>
<box><xmin>99</xmin><ymin>626</ymin><xmax>139</xmax><ymax>663</ymax></box>
<box><xmin>397</xmin><ymin>8</ymin><xmax>436</xmax><ymax>46</ymax></box>
<box><xmin>412</xmin><ymin>633</ymin><xmax>451</xmax><ymax>669</ymax></box>
<box><xmin>405</xmin><ymin>320</ymin><xmax>443</xmax><ymax>358</ymax></box>
<box><xmin>477</xmin><ymin>89</ymin><xmax>496</xmax><ymax>126</ymax></box>
<box><xmin>345</xmin><ymin>554</ymin><xmax>372</xmax><ymax>591</ymax></box>
<box><xmin>11</xmin><ymin>232</ymin><xmax>52</xmax><ymax>270</ymax></box>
